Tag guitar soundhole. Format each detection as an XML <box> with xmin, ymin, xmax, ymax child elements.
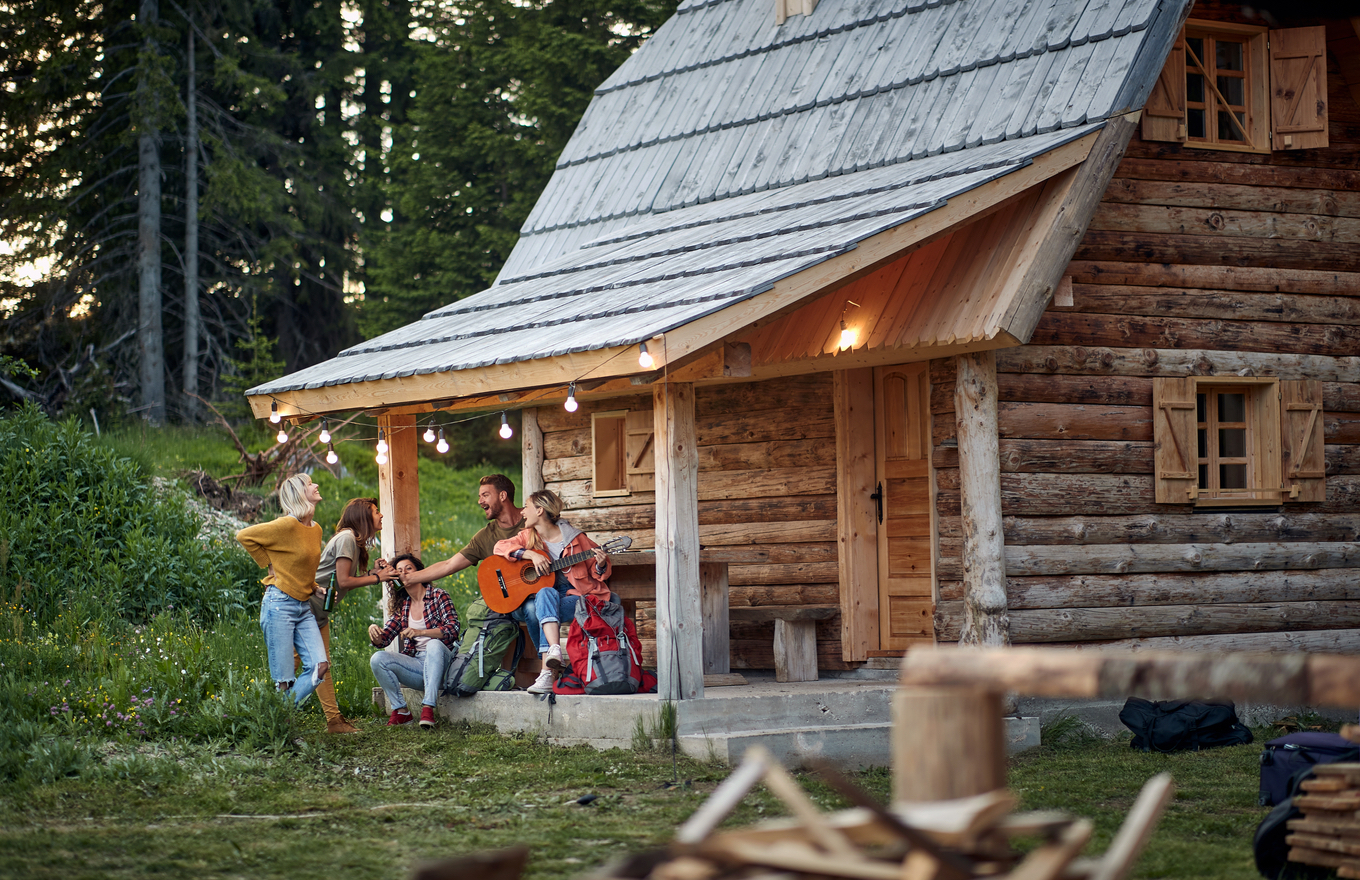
<box><xmin>520</xmin><ymin>566</ymin><xmax>539</xmax><ymax>585</ymax></box>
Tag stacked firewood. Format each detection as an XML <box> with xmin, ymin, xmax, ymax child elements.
<box><xmin>1287</xmin><ymin>763</ymin><xmax>1360</xmax><ymax>878</ymax></box>
<box><xmin>588</xmin><ymin>747</ymin><xmax>1173</xmax><ymax>880</ymax></box>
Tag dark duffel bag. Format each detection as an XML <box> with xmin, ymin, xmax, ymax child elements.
<box><xmin>1119</xmin><ymin>697</ymin><xmax>1253</xmax><ymax>753</ymax></box>
<box><xmin>1259</xmin><ymin>732</ymin><xmax>1359</xmax><ymax>807</ymax></box>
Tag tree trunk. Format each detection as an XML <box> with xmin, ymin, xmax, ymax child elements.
<box><xmin>182</xmin><ymin>19</ymin><xmax>200</xmax><ymax>420</ymax></box>
<box><xmin>137</xmin><ymin>0</ymin><xmax>165</xmax><ymax>423</ymax></box>
<box><xmin>954</xmin><ymin>351</ymin><xmax>1008</xmax><ymax>647</ymax></box>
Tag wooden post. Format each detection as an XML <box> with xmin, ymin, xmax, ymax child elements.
<box><xmin>654</xmin><ymin>380</ymin><xmax>704</xmax><ymax>700</ymax></box>
<box><xmin>378</xmin><ymin>414</ymin><xmax>420</xmax><ymax>626</ymax></box>
<box><xmin>892</xmin><ymin>685</ymin><xmax>1006</xmax><ymax>802</ymax></box>
<box><xmin>774</xmin><ymin>619</ymin><xmax>818</xmax><ymax>682</ymax></box>
<box><xmin>953</xmin><ymin>352</ymin><xmax>1008</xmax><ymax>647</ymax></box>
<box><xmin>700</xmin><ymin>562</ymin><xmax>730</xmax><ymax>675</ymax></box>
<box><xmin>835</xmin><ymin>368</ymin><xmax>879</xmax><ymax>661</ymax></box>
<box><xmin>521</xmin><ymin>407</ymin><xmax>545</xmax><ymax>498</ymax></box>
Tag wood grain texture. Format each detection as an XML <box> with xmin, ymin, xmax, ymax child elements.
<box><xmin>936</xmin><ymin>513</ymin><xmax>1360</xmax><ymax>544</ymax></box>
<box><xmin>954</xmin><ymin>351</ymin><xmax>1008</xmax><ymax>648</ymax></box>
<box><xmin>653</xmin><ymin>381</ymin><xmax>703</xmax><ymax>700</ymax></box>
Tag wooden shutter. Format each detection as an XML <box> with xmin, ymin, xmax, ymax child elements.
<box><xmin>1269</xmin><ymin>27</ymin><xmax>1328</xmax><ymax>151</ymax></box>
<box><xmin>1153</xmin><ymin>378</ymin><xmax>1197</xmax><ymax>503</ymax></box>
<box><xmin>1281</xmin><ymin>380</ymin><xmax>1326</xmax><ymax>503</ymax></box>
<box><xmin>625</xmin><ymin>409</ymin><xmax>655</xmax><ymax>493</ymax></box>
<box><xmin>1143</xmin><ymin>36</ymin><xmax>1187</xmax><ymax>143</ymax></box>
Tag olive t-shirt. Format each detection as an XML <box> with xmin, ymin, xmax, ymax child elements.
<box><xmin>310</xmin><ymin>529</ymin><xmax>362</xmax><ymax>627</ymax></box>
<box><xmin>460</xmin><ymin>515</ymin><xmax>526</xmax><ymax>565</ymax></box>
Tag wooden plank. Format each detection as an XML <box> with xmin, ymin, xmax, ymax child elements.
<box><xmin>774</xmin><ymin>619</ymin><xmax>819</xmax><ymax>682</ymax></box>
<box><xmin>955</xmin><ymin>351</ymin><xmax>1008</xmax><ymax>648</ymax></box>
<box><xmin>1064</xmin><ymin>286</ymin><xmax>1360</xmax><ymax>326</ymax></box>
<box><xmin>1065</xmin><ymin>259</ymin><xmax>1360</xmax><ymax>295</ymax></box>
<box><xmin>938</xmin><ymin>512</ymin><xmax>1360</xmax><ymax>545</ymax></box>
<box><xmin>1073</xmin><ymin>230</ymin><xmax>1360</xmax><ymax>274</ymax></box>
<box><xmin>549</xmin><ymin>464</ymin><xmax>835</xmax><ymax>508</ymax></box>
<box><xmin>727</xmin><ymin>562</ymin><xmax>841</xmax><ymax>586</ymax></box>
<box><xmin>695</xmin><ymin>373</ymin><xmax>832</xmax><ymax>418</ymax></box>
<box><xmin>698</xmin><ymin>437</ymin><xmax>836</xmax><ymax>471</ymax></box>
<box><xmin>730</xmin><ymin>605</ymin><xmax>839</xmax><ymax>622</ymax></box>
<box><xmin>697</xmin><ymin>408</ymin><xmax>837</xmax><ymax>446</ymax></box>
<box><xmin>835</xmin><ymin>368</ymin><xmax>879</xmax><ymax>662</ymax></box>
<box><xmin>654</xmin><ymin>380</ymin><xmax>703</xmax><ymax>701</ymax></box>
<box><xmin>995</xmin><ymin>346</ymin><xmax>1360</xmax><ymax>384</ymax></box>
<box><xmin>933</xmin><ymin>439</ymin><xmax>1153</xmax><ymax>474</ymax></box>
<box><xmin>993</xmin><ymin>541</ymin><xmax>1360</xmax><ymax>577</ymax></box>
<box><xmin>377</xmin><ymin>415</ymin><xmax>421</xmax><ymax>558</ymax></box>
<box><xmin>1101</xmin><ymin>179</ymin><xmax>1360</xmax><ymax>218</ymax></box>
<box><xmin>700</xmin><ymin>562</ymin><xmax>730</xmax><ymax>676</ymax></box>
<box><xmin>935</xmin><ymin>472</ymin><xmax>1162</xmax><ymax>517</ymax></box>
<box><xmin>1087</xmin><ymin>774</ymin><xmax>1174</xmax><ymax>880</ymax></box>
<box><xmin>1034</xmin><ymin>629</ymin><xmax>1360</xmax><ymax>655</ymax></box>
<box><xmin>1029</xmin><ymin>312</ymin><xmax>1351</xmax><ymax>359</ymax></box>
<box><xmin>1110</xmin><ymin>157</ymin><xmax>1360</xmax><ymax>193</ymax></box>
<box><xmin>996</xmin><ymin>402</ymin><xmax>1152</xmax><ymax>441</ymax></box>
<box><xmin>521</xmin><ymin>407</ymin><xmax>545</xmax><ymax>497</ymax></box>
<box><xmin>730</xmin><ymin>584</ymin><xmax>841</xmax><ymax>606</ymax></box>
<box><xmin>1088</xmin><ymin>202</ymin><xmax>1360</xmax><ymax>244</ymax></box>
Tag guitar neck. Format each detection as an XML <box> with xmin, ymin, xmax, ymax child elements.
<box><xmin>548</xmin><ymin>548</ymin><xmax>595</xmax><ymax>573</ymax></box>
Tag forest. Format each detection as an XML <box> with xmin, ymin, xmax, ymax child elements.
<box><xmin>0</xmin><ymin>0</ymin><xmax>676</xmax><ymax>424</ymax></box>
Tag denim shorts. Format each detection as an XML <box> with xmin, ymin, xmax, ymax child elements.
<box><xmin>259</xmin><ymin>585</ymin><xmax>328</xmax><ymax>702</ymax></box>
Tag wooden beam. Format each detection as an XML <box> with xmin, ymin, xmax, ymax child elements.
<box><xmin>654</xmin><ymin>380</ymin><xmax>703</xmax><ymax>700</ymax></box>
<box><xmin>521</xmin><ymin>407</ymin><xmax>544</xmax><ymax>498</ymax></box>
<box><xmin>701</xmin><ymin>562</ymin><xmax>730</xmax><ymax>675</ymax></box>
<box><xmin>378</xmin><ymin>414</ymin><xmax>420</xmax><ymax>629</ymax></box>
<box><xmin>835</xmin><ymin>368</ymin><xmax>879</xmax><ymax>661</ymax></box>
<box><xmin>953</xmin><ymin>352</ymin><xmax>1008</xmax><ymax>647</ymax></box>
<box><xmin>892</xmin><ymin>685</ymin><xmax>1005</xmax><ymax>802</ymax></box>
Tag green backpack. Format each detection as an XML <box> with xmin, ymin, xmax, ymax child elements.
<box><xmin>442</xmin><ymin>598</ymin><xmax>526</xmax><ymax>696</ymax></box>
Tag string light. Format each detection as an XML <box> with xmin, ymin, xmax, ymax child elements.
<box><xmin>436</xmin><ymin>428</ymin><xmax>449</xmax><ymax>455</ymax></box>
<box><xmin>839</xmin><ymin>299</ymin><xmax>860</xmax><ymax>350</ymax></box>
<box><xmin>376</xmin><ymin>428</ymin><xmax>388</xmax><ymax>454</ymax></box>
<box><xmin>326</xmin><ymin>443</ymin><xmax>338</xmax><ymax>465</ymax></box>
<box><xmin>423</xmin><ymin>420</ymin><xmax>436</xmax><ymax>443</ymax></box>
<box><xmin>276</xmin><ymin>422</ymin><xmax>289</xmax><ymax>444</ymax></box>
<box><xmin>375</xmin><ymin>450</ymin><xmax>388</xmax><ymax>465</ymax></box>
<box><xmin>638</xmin><ymin>342</ymin><xmax>654</xmax><ymax>369</ymax></box>
<box><xmin>269</xmin><ymin>401</ymin><xmax>281</xmax><ymax>424</ymax></box>
<box><xmin>318</xmin><ymin>419</ymin><xmax>331</xmax><ymax>444</ymax></box>
<box><xmin>499</xmin><ymin>412</ymin><xmax>513</xmax><ymax>440</ymax></box>
<box><xmin>564</xmin><ymin>382</ymin><xmax>578</xmax><ymax>412</ymax></box>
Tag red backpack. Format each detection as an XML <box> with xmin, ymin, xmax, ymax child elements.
<box><xmin>553</xmin><ymin>593</ymin><xmax>656</xmax><ymax>695</ymax></box>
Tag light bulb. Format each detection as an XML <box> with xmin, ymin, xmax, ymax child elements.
<box><xmin>638</xmin><ymin>342</ymin><xmax>654</xmax><ymax>369</ymax></box>
<box><xmin>436</xmin><ymin>429</ymin><xmax>449</xmax><ymax>455</ymax></box>
<box><xmin>276</xmin><ymin>427</ymin><xmax>289</xmax><ymax>444</ymax></box>
<box><xmin>499</xmin><ymin>412</ymin><xmax>513</xmax><ymax>440</ymax></box>
<box><xmin>564</xmin><ymin>383</ymin><xmax>578</xmax><ymax>413</ymax></box>
<box><xmin>375</xmin><ymin>451</ymin><xmax>388</xmax><ymax>465</ymax></box>
<box><xmin>326</xmin><ymin>444</ymin><xmax>338</xmax><ymax>465</ymax></box>
<box><xmin>376</xmin><ymin>428</ymin><xmax>388</xmax><ymax>454</ymax></box>
<box><xmin>318</xmin><ymin>420</ymin><xmax>330</xmax><ymax>444</ymax></box>
<box><xmin>423</xmin><ymin>420</ymin><xmax>436</xmax><ymax>444</ymax></box>
<box><xmin>269</xmin><ymin>401</ymin><xmax>281</xmax><ymax>424</ymax></box>
<box><xmin>839</xmin><ymin>320</ymin><xmax>857</xmax><ymax>350</ymax></box>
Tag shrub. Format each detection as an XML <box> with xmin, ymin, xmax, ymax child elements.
<box><xmin>0</xmin><ymin>403</ymin><xmax>251</xmax><ymax>629</ymax></box>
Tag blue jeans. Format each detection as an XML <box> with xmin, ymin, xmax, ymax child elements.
<box><xmin>259</xmin><ymin>586</ymin><xmax>328</xmax><ymax>706</ymax></box>
<box><xmin>533</xmin><ymin>579</ymin><xmax>577</xmax><ymax>652</ymax></box>
<box><xmin>369</xmin><ymin>641</ymin><xmax>453</xmax><ymax>710</ymax></box>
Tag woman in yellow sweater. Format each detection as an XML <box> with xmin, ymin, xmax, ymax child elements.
<box><xmin>236</xmin><ymin>473</ymin><xmax>330</xmax><ymax>705</ymax></box>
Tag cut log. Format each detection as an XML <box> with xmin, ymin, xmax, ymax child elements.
<box><xmin>893</xmin><ymin>686</ymin><xmax>1005</xmax><ymax>802</ymax></box>
<box><xmin>1042</xmin><ymin>628</ymin><xmax>1360</xmax><ymax>655</ymax></box>
<box><xmin>954</xmin><ymin>351</ymin><xmax>1008</xmax><ymax>649</ymax></box>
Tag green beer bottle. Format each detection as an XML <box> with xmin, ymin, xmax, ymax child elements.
<box><xmin>324</xmin><ymin>571</ymin><xmax>338</xmax><ymax>612</ymax></box>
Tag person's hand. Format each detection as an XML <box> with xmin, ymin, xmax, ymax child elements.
<box><xmin>524</xmin><ymin>550</ymin><xmax>550</xmax><ymax>574</ymax></box>
<box><xmin>591</xmin><ymin>547</ymin><xmax>608</xmax><ymax>567</ymax></box>
<box><xmin>398</xmin><ymin>567</ymin><xmax>421</xmax><ymax>585</ymax></box>
<box><xmin>368</xmin><ymin>624</ymin><xmax>382</xmax><ymax>644</ymax></box>
<box><xmin>312</xmin><ymin>584</ymin><xmax>327</xmax><ymax>599</ymax></box>
<box><xmin>372</xmin><ymin>558</ymin><xmax>390</xmax><ymax>576</ymax></box>
<box><xmin>400</xmin><ymin>627</ymin><xmax>420</xmax><ymax>640</ymax></box>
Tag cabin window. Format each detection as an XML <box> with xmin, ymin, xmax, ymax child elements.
<box><xmin>1153</xmin><ymin>377</ymin><xmax>1325</xmax><ymax>506</ymax></box>
<box><xmin>1143</xmin><ymin>23</ymin><xmax>1328</xmax><ymax>153</ymax></box>
<box><xmin>591</xmin><ymin>409</ymin><xmax>655</xmax><ymax>497</ymax></box>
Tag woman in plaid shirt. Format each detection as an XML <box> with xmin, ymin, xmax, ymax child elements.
<box><xmin>368</xmin><ymin>553</ymin><xmax>461</xmax><ymax>728</ymax></box>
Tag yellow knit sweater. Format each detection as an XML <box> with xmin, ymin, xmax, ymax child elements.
<box><xmin>236</xmin><ymin>516</ymin><xmax>323</xmax><ymax>602</ymax></box>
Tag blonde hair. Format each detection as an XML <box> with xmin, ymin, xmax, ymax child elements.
<box><xmin>278</xmin><ymin>473</ymin><xmax>316</xmax><ymax>520</ymax></box>
<box><xmin>525</xmin><ymin>489</ymin><xmax>564</xmax><ymax>552</ymax></box>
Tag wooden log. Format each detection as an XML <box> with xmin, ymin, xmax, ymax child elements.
<box><xmin>994</xmin><ymin>541</ymin><xmax>1360</xmax><ymax>578</ymax></box>
<box><xmin>1326</xmin><ymin>384</ymin><xmax>1360</xmax><ymax>413</ymax></box>
<box><xmin>1101</xmin><ymin>178</ymin><xmax>1360</xmax><ymax>218</ymax></box>
<box><xmin>774</xmin><ymin>618</ymin><xmax>819</xmax><ymax>682</ymax></box>
<box><xmin>1330</xmin><ymin>446</ymin><xmax>1360</xmax><ymax>475</ymax></box>
<box><xmin>532</xmin><ymin>395</ymin><xmax>649</xmax><ymax>433</ymax></box>
<box><xmin>521</xmin><ymin>407</ymin><xmax>544</xmax><ymax>498</ymax></box>
<box><xmin>933</xmin><ymin>600</ymin><xmax>1360</xmax><ymax>643</ymax></box>
<box><xmin>637</xmin><ymin>638</ymin><xmax>853</xmax><ymax>671</ymax></box>
<box><xmin>938</xmin><ymin>568</ymin><xmax>1360</xmax><ymax>610</ymax></box>
<box><xmin>1073</xmin><ymin>230</ymin><xmax>1360</xmax><ymax>274</ymax></box>
<box><xmin>698</xmin><ymin>437</ymin><xmax>836</xmax><ymax>471</ymax></box>
<box><xmin>996</xmin><ymin>345</ymin><xmax>1360</xmax><ymax>383</ymax></box>
<box><xmin>729</xmin><ymin>605</ymin><xmax>839</xmax><ymax>622</ymax></box>
<box><xmin>892</xmin><ymin>686</ymin><xmax>1005</xmax><ymax>802</ymax></box>
<box><xmin>1110</xmin><ymin>155</ymin><xmax>1360</xmax><ymax>192</ymax></box>
<box><xmin>1328</xmin><ymin>413</ymin><xmax>1360</xmax><ymax>445</ymax></box>
<box><xmin>564</xmin><ymin>496</ymin><xmax>838</xmax><ymax>532</ymax></box>
<box><xmin>1028</xmin><ymin>312</ymin><xmax>1353</xmax><ymax>359</ymax></box>
<box><xmin>654</xmin><ymin>380</ymin><xmax>703</xmax><ymax>701</ymax></box>
<box><xmin>695</xmin><ymin>373</ymin><xmax>832</xmax><ymax>418</ymax></box>
<box><xmin>1063</xmin><ymin>286</ymin><xmax>1360</xmax><ymax>326</ymax></box>
<box><xmin>701</xmin><ymin>561</ymin><xmax>729</xmax><ymax>676</ymax></box>
<box><xmin>955</xmin><ymin>351</ymin><xmax>1008</xmax><ymax>648</ymax></box>
<box><xmin>1088</xmin><ymin>203</ymin><xmax>1360</xmax><ymax>245</ymax></box>
<box><xmin>548</xmin><ymin>465</ymin><xmax>835</xmax><ymax>509</ymax></box>
<box><xmin>541</xmin><ymin>453</ymin><xmax>589</xmax><ymax>482</ymax></box>
<box><xmin>730</xmin><ymin>584</ymin><xmax>841</xmax><ymax>606</ymax></box>
<box><xmin>933</xmin><ymin>439</ymin><xmax>1153</xmax><ymax>474</ymax></box>
<box><xmin>937</xmin><ymin>512</ymin><xmax>1360</xmax><ymax>544</ymax></box>
<box><xmin>1122</xmin><ymin>136</ymin><xmax>1360</xmax><ymax>171</ymax></box>
<box><xmin>938</xmin><ymin>402</ymin><xmax>1153</xmax><ymax>445</ymax></box>
<box><xmin>726</xmin><ymin>561</ymin><xmax>841</xmax><ymax>585</ymax></box>
<box><xmin>698</xmin><ymin>408</ymin><xmax>836</xmax><ymax>446</ymax></box>
<box><xmin>377</xmin><ymin>415</ymin><xmax>421</xmax><ymax>559</ymax></box>
<box><xmin>1040</xmin><ymin>629</ymin><xmax>1360</xmax><ymax>655</ymax></box>
<box><xmin>1064</xmin><ymin>260</ymin><xmax>1360</xmax><ymax>296</ymax></box>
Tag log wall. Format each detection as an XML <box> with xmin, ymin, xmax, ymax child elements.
<box><xmin>932</xmin><ymin>11</ymin><xmax>1360</xmax><ymax>653</ymax></box>
<box><xmin>537</xmin><ymin>374</ymin><xmax>851</xmax><ymax>671</ymax></box>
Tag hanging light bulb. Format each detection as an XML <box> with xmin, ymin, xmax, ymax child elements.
<box><xmin>269</xmin><ymin>401</ymin><xmax>281</xmax><ymax>424</ymax></box>
<box><xmin>423</xmin><ymin>420</ymin><xmax>436</xmax><ymax>444</ymax></box>
<box><xmin>564</xmin><ymin>382</ymin><xmax>579</xmax><ymax>413</ymax></box>
<box><xmin>318</xmin><ymin>419</ymin><xmax>331</xmax><ymax>445</ymax></box>
<box><xmin>638</xmin><ymin>342</ymin><xmax>654</xmax><ymax>369</ymax></box>
<box><xmin>326</xmin><ymin>443</ymin><xmax>339</xmax><ymax>465</ymax></box>
<box><xmin>375</xmin><ymin>450</ymin><xmax>388</xmax><ymax>465</ymax></box>
<box><xmin>436</xmin><ymin>428</ymin><xmax>449</xmax><ymax>455</ymax></box>
<box><xmin>839</xmin><ymin>319</ymin><xmax>857</xmax><ymax>350</ymax></box>
<box><xmin>376</xmin><ymin>428</ymin><xmax>388</xmax><ymax>454</ymax></box>
<box><xmin>276</xmin><ymin>422</ymin><xmax>290</xmax><ymax>444</ymax></box>
<box><xmin>499</xmin><ymin>412</ymin><xmax>513</xmax><ymax>440</ymax></box>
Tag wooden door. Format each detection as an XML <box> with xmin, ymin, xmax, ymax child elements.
<box><xmin>874</xmin><ymin>363</ymin><xmax>935</xmax><ymax>651</ymax></box>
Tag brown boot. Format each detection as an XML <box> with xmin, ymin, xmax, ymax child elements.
<box><xmin>326</xmin><ymin>717</ymin><xmax>360</xmax><ymax>734</ymax></box>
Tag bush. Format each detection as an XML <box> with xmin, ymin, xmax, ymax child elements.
<box><xmin>0</xmin><ymin>403</ymin><xmax>252</xmax><ymax>630</ymax></box>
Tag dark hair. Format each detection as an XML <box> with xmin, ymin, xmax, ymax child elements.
<box><xmin>479</xmin><ymin>473</ymin><xmax>515</xmax><ymax>502</ymax></box>
<box><xmin>334</xmin><ymin>498</ymin><xmax>379</xmax><ymax>572</ymax></box>
<box><xmin>387</xmin><ymin>552</ymin><xmax>426</xmax><ymax>617</ymax></box>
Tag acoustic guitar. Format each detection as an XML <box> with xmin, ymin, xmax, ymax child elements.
<box><xmin>477</xmin><ymin>536</ymin><xmax>633</xmax><ymax>614</ymax></box>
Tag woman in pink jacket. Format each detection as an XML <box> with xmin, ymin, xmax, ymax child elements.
<box><xmin>493</xmin><ymin>489</ymin><xmax>611</xmax><ymax>694</ymax></box>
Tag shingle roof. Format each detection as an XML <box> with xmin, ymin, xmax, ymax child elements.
<box><xmin>249</xmin><ymin>0</ymin><xmax>1188</xmax><ymax>401</ymax></box>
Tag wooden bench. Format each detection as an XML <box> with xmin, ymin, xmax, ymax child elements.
<box><xmin>729</xmin><ymin>604</ymin><xmax>837</xmax><ymax>683</ymax></box>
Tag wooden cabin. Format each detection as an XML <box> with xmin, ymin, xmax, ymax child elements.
<box><xmin>247</xmin><ymin>0</ymin><xmax>1360</xmax><ymax>703</ymax></box>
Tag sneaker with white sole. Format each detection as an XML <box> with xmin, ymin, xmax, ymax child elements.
<box><xmin>545</xmin><ymin>643</ymin><xmax>565</xmax><ymax>671</ymax></box>
<box><xmin>527</xmin><ymin>667</ymin><xmax>555</xmax><ymax>694</ymax></box>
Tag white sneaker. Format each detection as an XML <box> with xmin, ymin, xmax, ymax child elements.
<box><xmin>545</xmin><ymin>643</ymin><xmax>565</xmax><ymax>671</ymax></box>
<box><xmin>527</xmin><ymin>667</ymin><xmax>555</xmax><ymax>694</ymax></box>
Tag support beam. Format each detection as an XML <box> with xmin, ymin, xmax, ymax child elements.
<box><xmin>378</xmin><ymin>415</ymin><xmax>420</xmax><ymax>623</ymax></box>
<box><xmin>654</xmin><ymin>380</ymin><xmax>704</xmax><ymax>700</ymax></box>
<box><xmin>954</xmin><ymin>352</ymin><xmax>1008</xmax><ymax>647</ymax></box>
<box><xmin>835</xmin><ymin>368</ymin><xmax>878</xmax><ymax>661</ymax></box>
<box><xmin>521</xmin><ymin>407</ymin><xmax>545</xmax><ymax>498</ymax></box>
<box><xmin>701</xmin><ymin>562</ymin><xmax>730</xmax><ymax>675</ymax></box>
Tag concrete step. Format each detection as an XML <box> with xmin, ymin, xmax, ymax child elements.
<box><xmin>680</xmin><ymin>723</ymin><xmax>891</xmax><ymax>769</ymax></box>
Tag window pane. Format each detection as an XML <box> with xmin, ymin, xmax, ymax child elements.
<box><xmin>1188</xmin><ymin>108</ymin><xmax>1206</xmax><ymax>138</ymax></box>
<box><xmin>1196</xmin><ymin>393</ymin><xmax>1206</xmax><ymax>422</ymax></box>
<box><xmin>1198</xmin><ymin>463</ymin><xmax>1208</xmax><ymax>487</ymax></box>
<box><xmin>1219</xmin><ymin>427</ymin><xmax>1246</xmax><ymax>458</ymax></box>
<box><xmin>1187</xmin><ymin>72</ymin><xmax>1205</xmax><ymax>103</ymax></box>
<box><xmin>1217</xmin><ymin>40</ymin><xmax>1243</xmax><ymax>71</ymax></box>
<box><xmin>1220</xmin><ymin>463</ymin><xmax>1247</xmax><ymax>489</ymax></box>
<box><xmin>1187</xmin><ymin>37</ymin><xmax>1204</xmax><ymax>64</ymax></box>
<box><xmin>1219</xmin><ymin>393</ymin><xmax>1246</xmax><ymax>422</ymax></box>
<box><xmin>1197</xmin><ymin>427</ymin><xmax>1207</xmax><ymax>458</ymax></box>
<box><xmin>1218</xmin><ymin>76</ymin><xmax>1244</xmax><ymax>106</ymax></box>
<box><xmin>1218</xmin><ymin>111</ymin><xmax>1244</xmax><ymax>141</ymax></box>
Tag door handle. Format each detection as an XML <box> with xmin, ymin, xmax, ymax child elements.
<box><xmin>869</xmin><ymin>481</ymin><xmax>883</xmax><ymax>524</ymax></box>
